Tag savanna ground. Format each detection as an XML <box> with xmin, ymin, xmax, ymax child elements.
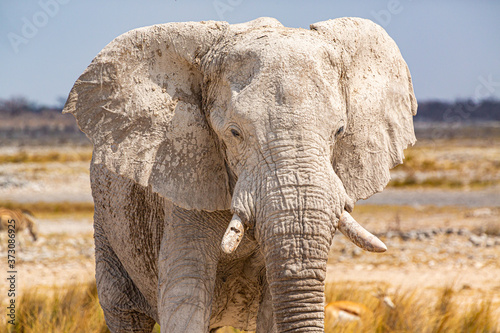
<box><xmin>0</xmin><ymin>128</ymin><xmax>499</xmax><ymax>332</ymax></box>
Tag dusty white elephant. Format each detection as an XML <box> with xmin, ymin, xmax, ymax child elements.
<box><xmin>64</xmin><ymin>17</ymin><xmax>416</xmax><ymax>332</ymax></box>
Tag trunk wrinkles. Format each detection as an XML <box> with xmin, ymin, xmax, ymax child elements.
<box><xmin>253</xmin><ymin>142</ymin><xmax>342</xmax><ymax>332</ymax></box>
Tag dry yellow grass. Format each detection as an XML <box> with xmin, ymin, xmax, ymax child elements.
<box><xmin>1</xmin><ymin>282</ymin><xmax>107</xmax><ymax>333</ymax></box>
<box><xmin>3</xmin><ymin>282</ymin><xmax>497</xmax><ymax>332</ymax></box>
<box><xmin>0</xmin><ymin>151</ymin><xmax>92</xmax><ymax>164</ymax></box>
<box><xmin>322</xmin><ymin>284</ymin><xmax>498</xmax><ymax>333</ymax></box>
<box><xmin>388</xmin><ymin>139</ymin><xmax>500</xmax><ymax>189</ymax></box>
<box><xmin>0</xmin><ymin>201</ymin><xmax>94</xmax><ymax>218</ymax></box>
<box><xmin>218</xmin><ymin>284</ymin><xmax>498</xmax><ymax>332</ymax></box>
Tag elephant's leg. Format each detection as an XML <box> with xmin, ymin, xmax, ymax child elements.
<box><xmin>158</xmin><ymin>208</ymin><xmax>223</xmax><ymax>332</ymax></box>
<box><xmin>256</xmin><ymin>280</ymin><xmax>277</xmax><ymax>333</ymax></box>
<box><xmin>95</xmin><ymin>221</ymin><xmax>156</xmax><ymax>333</ymax></box>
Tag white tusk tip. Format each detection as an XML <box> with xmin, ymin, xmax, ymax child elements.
<box><xmin>338</xmin><ymin>211</ymin><xmax>387</xmax><ymax>253</ymax></box>
<box><xmin>221</xmin><ymin>214</ymin><xmax>244</xmax><ymax>254</ymax></box>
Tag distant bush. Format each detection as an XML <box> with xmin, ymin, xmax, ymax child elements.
<box><xmin>415</xmin><ymin>99</ymin><xmax>500</xmax><ymax>122</ymax></box>
<box><xmin>0</xmin><ymin>97</ymin><xmax>88</xmax><ymax>146</ymax></box>
<box><xmin>0</xmin><ymin>97</ymin><xmax>60</xmax><ymax>116</ymax></box>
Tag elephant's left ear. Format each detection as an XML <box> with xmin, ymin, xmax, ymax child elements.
<box><xmin>63</xmin><ymin>22</ymin><xmax>232</xmax><ymax>211</ymax></box>
<box><xmin>310</xmin><ymin>17</ymin><xmax>417</xmax><ymax>202</ymax></box>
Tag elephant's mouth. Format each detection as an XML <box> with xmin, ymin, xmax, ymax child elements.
<box><xmin>221</xmin><ymin>210</ymin><xmax>386</xmax><ymax>254</ymax></box>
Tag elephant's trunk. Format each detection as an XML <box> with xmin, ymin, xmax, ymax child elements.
<box><xmin>262</xmin><ymin>208</ymin><xmax>332</xmax><ymax>332</ymax></box>
<box><xmin>227</xmin><ymin>138</ymin><xmax>350</xmax><ymax>331</ymax></box>
<box><xmin>256</xmin><ymin>157</ymin><xmax>340</xmax><ymax>332</ymax></box>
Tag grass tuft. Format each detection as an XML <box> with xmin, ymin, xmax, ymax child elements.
<box><xmin>1</xmin><ymin>282</ymin><xmax>108</xmax><ymax>333</ymax></box>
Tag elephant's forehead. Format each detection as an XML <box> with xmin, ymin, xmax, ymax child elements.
<box><xmin>226</xmin><ymin>28</ymin><xmax>341</xmax><ymax>106</ymax></box>
<box><xmin>226</xmin><ymin>31</ymin><xmax>343</xmax><ymax>125</ymax></box>
<box><xmin>228</xmin><ymin>28</ymin><xmax>333</xmax><ymax>68</ymax></box>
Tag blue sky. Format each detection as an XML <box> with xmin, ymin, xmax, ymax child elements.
<box><xmin>1</xmin><ymin>0</ymin><xmax>499</xmax><ymax>106</ymax></box>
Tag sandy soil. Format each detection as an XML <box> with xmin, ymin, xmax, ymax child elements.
<box><xmin>0</xmin><ymin>217</ymin><xmax>95</xmax><ymax>294</ymax></box>
<box><xmin>328</xmin><ymin>233</ymin><xmax>500</xmax><ymax>297</ymax></box>
<box><xmin>0</xmin><ymin>208</ymin><xmax>498</xmax><ymax>308</ymax></box>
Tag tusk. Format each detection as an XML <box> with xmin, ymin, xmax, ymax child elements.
<box><xmin>338</xmin><ymin>211</ymin><xmax>387</xmax><ymax>253</ymax></box>
<box><xmin>221</xmin><ymin>214</ymin><xmax>244</xmax><ymax>254</ymax></box>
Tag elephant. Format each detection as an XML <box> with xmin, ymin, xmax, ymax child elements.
<box><xmin>63</xmin><ymin>16</ymin><xmax>416</xmax><ymax>332</ymax></box>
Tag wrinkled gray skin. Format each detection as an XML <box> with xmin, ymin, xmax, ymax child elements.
<box><xmin>64</xmin><ymin>17</ymin><xmax>416</xmax><ymax>332</ymax></box>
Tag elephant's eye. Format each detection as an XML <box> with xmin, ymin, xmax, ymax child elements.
<box><xmin>227</xmin><ymin>124</ymin><xmax>244</xmax><ymax>143</ymax></box>
<box><xmin>231</xmin><ymin>128</ymin><xmax>241</xmax><ymax>138</ymax></box>
<box><xmin>335</xmin><ymin>126</ymin><xmax>344</xmax><ymax>137</ymax></box>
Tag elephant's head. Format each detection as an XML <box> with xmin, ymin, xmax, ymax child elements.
<box><xmin>64</xmin><ymin>17</ymin><xmax>416</xmax><ymax>332</ymax></box>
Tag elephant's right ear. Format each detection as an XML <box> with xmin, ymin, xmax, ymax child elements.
<box><xmin>63</xmin><ymin>21</ymin><xmax>231</xmax><ymax>211</ymax></box>
<box><xmin>311</xmin><ymin>18</ymin><xmax>417</xmax><ymax>203</ymax></box>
